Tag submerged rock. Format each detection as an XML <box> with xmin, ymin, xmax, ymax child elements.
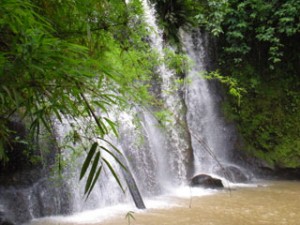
<box><xmin>190</xmin><ymin>174</ymin><xmax>223</xmax><ymax>189</ymax></box>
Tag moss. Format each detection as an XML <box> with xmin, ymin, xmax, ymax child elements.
<box><xmin>222</xmin><ymin>65</ymin><xmax>300</xmax><ymax>168</ymax></box>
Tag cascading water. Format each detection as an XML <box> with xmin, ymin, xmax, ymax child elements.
<box><xmin>181</xmin><ymin>29</ymin><xmax>239</xmax><ymax>175</ymax></box>
<box><xmin>119</xmin><ymin>109</ymin><xmax>171</xmax><ymax>193</ymax></box>
<box><xmin>141</xmin><ymin>0</ymin><xmax>194</xmax><ymax>183</ymax></box>
<box><xmin>117</xmin><ymin>110</ymin><xmax>161</xmax><ymax>196</ymax></box>
<box><xmin>50</xmin><ymin>119</ymin><xmax>136</xmax><ymax>211</ymax></box>
<box><xmin>118</xmin><ymin>106</ymin><xmax>186</xmax><ymax>196</ymax></box>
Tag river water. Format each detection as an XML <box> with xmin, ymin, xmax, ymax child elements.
<box><xmin>28</xmin><ymin>180</ymin><xmax>300</xmax><ymax>225</ymax></box>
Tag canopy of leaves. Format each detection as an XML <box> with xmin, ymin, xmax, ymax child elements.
<box><xmin>217</xmin><ymin>0</ymin><xmax>300</xmax><ymax>68</ymax></box>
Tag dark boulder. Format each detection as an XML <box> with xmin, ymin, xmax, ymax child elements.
<box><xmin>190</xmin><ymin>174</ymin><xmax>224</xmax><ymax>189</ymax></box>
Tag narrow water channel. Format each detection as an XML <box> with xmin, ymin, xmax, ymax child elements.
<box><xmin>29</xmin><ymin>181</ymin><xmax>300</xmax><ymax>225</ymax></box>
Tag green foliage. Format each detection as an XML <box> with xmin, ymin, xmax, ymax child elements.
<box><xmin>223</xmin><ymin>67</ymin><xmax>300</xmax><ymax>168</ymax></box>
<box><xmin>0</xmin><ymin>0</ymin><xmax>190</xmax><ymax>195</ymax></box>
<box><xmin>0</xmin><ymin>0</ymin><xmax>169</xmax><ymax>193</ymax></box>
<box><xmin>125</xmin><ymin>211</ymin><xmax>135</xmax><ymax>225</ymax></box>
<box><xmin>219</xmin><ymin>0</ymin><xmax>299</xmax><ymax>68</ymax></box>
<box><xmin>154</xmin><ymin>109</ymin><xmax>173</xmax><ymax>126</ymax></box>
<box><xmin>164</xmin><ymin>48</ymin><xmax>189</xmax><ymax>75</ymax></box>
<box><xmin>204</xmin><ymin>70</ymin><xmax>246</xmax><ymax>106</ymax></box>
<box><xmin>194</xmin><ymin>0</ymin><xmax>229</xmax><ymax>36</ymax></box>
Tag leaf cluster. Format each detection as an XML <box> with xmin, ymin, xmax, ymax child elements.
<box><xmin>217</xmin><ymin>0</ymin><xmax>300</xmax><ymax>69</ymax></box>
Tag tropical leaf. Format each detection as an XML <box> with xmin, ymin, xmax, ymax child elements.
<box><xmin>100</xmin><ymin>138</ymin><xmax>124</xmax><ymax>156</ymax></box>
<box><xmin>80</xmin><ymin>142</ymin><xmax>98</xmax><ymax>180</ymax></box>
<box><xmin>84</xmin><ymin>151</ymin><xmax>100</xmax><ymax>194</ymax></box>
<box><xmin>100</xmin><ymin>145</ymin><xmax>127</xmax><ymax>171</ymax></box>
<box><xmin>102</xmin><ymin>157</ymin><xmax>124</xmax><ymax>192</ymax></box>
<box><xmin>85</xmin><ymin>165</ymin><xmax>102</xmax><ymax>199</ymax></box>
<box><xmin>103</xmin><ymin>117</ymin><xmax>119</xmax><ymax>137</ymax></box>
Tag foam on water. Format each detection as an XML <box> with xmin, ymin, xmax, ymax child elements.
<box><xmin>171</xmin><ymin>186</ymin><xmax>217</xmax><ymax>199</ymax></box>
<box><xmin>29</xmin><ymin>203</ymin><xmax>134</xmax><ymax>225</ymax></box>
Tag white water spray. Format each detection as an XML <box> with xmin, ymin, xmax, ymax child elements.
<box><xmin>141</xmin><ymin>0</ymin><xmax>192</xmax><ymax>183</ymax></box>
<box><xmin>181</xmin><ymin>30</ymin><xmax>234</xmax><ymax>174</ymax></box>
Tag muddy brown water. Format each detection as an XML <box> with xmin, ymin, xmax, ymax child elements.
<box><xmin>29</xmin><ymin>181</ymin><xmax>300</xmax><ymax>225</ymax></box>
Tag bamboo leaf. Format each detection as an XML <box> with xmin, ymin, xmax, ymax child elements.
<box><xmin>40</xmin><ymin>115</ymin><xmax>52</xmax><ymax>134</ymax></box>
<box><xmin>85</xmin><ymin>165</ymin><xmax>102</xmax><ymax>199</ymax></box>
<box><xmin>84</xmin><ymin>151</ymin><xmax>100</xmax><ymax>194</ymax></box>
<box><xmin>104</xmin><ymin>117</ymin><xmax>119</xmax><ymax>137</ymax></box>
<box><xmin>30</xmin><ymin>118</ymin><xmax>39</xmax><ymax>136</ymax></box>
<box><xmin>99</xmin><ymin>119</ymin><xmax>109</xmax><ymax>135</ymax></box>
<box><xmin>80</xmin><ymin>142</ymin><xmax>98</xmax><ymax>180</ymax></box>
<box><xmin>53</xmin><ymin>107</ymin><xmax>63</xmax><ymax>123</ymax></box>
<box><xmin>100</xmin><ymin>138</ymin><xmax>123</xmax><ymax>156</ymax></box>
<box><xmin>102</xmin><ymin>157</ymin><xmax>124</xmax><ymax>192</ymax></box>
<box><xmin>92</xmin><ymin>101</ymin><xmax>108</xmax><ymax>113</ymax></box>
<box><xmin>100</xmin><ymin>146</ymin><xmax>127</xmax><ymax>172</ymax></box>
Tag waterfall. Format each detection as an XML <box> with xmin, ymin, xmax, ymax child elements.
<box><xmin>141</xmin><ymin>0</ymin><xmax>194</xmax><ymax>183</ymax></box>
<box><xmin>0</xmin><ymin>2</ymin><xmax>252</xmax><ymax>225</ymax></box>
<box><xmin>181</xmin><ymin>30</ymin><xmax>239</xmax><ymax>175</ymax></box>
<box><xmin>118</xmin><ymin>107</ymin><xmax>186</xmax><ymax>195</ymax></box>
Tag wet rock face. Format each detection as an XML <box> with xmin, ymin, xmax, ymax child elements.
<box><xmin>0</xmin><ymin>119</ymin><xmax>58</xmax><ymax>180</ymax></box>
<box><xmin>0</xmin><ymin>119</ymin><xmax>71</xmax><ymax>224</ymax></box>
<box><xmin>0</xmin><ymin>221</ymin><xmax>15</xmax><ymax>225</ymax></box>
<box><xmin>0</xmin><ymin>120</ymin><xmax>30</xmax><ymax>174</ymax></box>
<box><xmin>190</xmin><ymin>174</ymin><xmax>224</xmax><ymax>189</ymax></box>
<box><xmin>0</xmin><ymin>178</ymin><xmax>72</xmax><ymax>225</ymax></box>
<box><xmin>0</xmin><ymin>210</ymin><xmax>15</xmax><ymax>225</ymax></box>
<box><xmin>0</xmin><ymin>218</ymin><xmax>15</xmax><ymax>225</ymax></box>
